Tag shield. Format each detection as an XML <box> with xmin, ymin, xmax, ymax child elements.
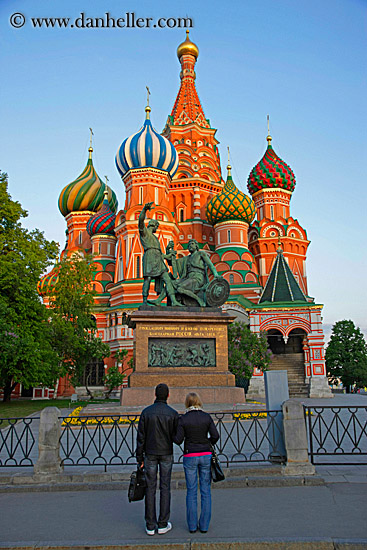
<box><xmin>206</xmin><ymin>277</ymin><xmax>230</xmax><ymax>307</ymax></box>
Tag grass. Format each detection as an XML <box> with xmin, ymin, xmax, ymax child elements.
<box><xmin>0</xmin><ymin>398</ymin><xmax>119</xmax><ymax>427</ymax></box>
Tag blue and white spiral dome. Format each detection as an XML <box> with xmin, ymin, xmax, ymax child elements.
<box><xmin>115</xmin><ymin>107</ymin><xmax>179</xmax><ymax>178</ymax></box>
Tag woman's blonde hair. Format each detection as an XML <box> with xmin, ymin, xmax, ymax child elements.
<box><xmin>185</xmin><ymin>392</ymin><xmax>203</xmax><ymax>409</ymax></box>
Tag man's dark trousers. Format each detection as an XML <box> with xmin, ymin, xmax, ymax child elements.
<box><xmin>145</xmin><ymin>454</ymin><xmax>173</xmax><ymax>530</ymax></box>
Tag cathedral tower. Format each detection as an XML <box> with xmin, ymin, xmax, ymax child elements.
<box><xmin>58</xmin><ymin>141</ymin><xmax>117</xmax><ymax>255</ymax></box>
<box><xmin>163</xmin><ymin>31</ymin><xmax>223</xmax><ymax>251</ymax></box>
<box><xmin>247</xmin><ymin>126</ymin><xmax>310</xmax><ymax>295</ymax></box>
<box><xmin>113</xmin><ymin>102</ymin><xmax>179</xmax><ymax>305</ymax></box>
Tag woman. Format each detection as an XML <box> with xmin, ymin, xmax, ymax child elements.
<box><xmin>174</xmin><ymin>392</ymin><xmax>219</xmax><ymax>533</ymax></box>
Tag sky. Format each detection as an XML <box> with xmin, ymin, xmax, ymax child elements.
<box><xmin>1</xmin><ymin>0</ymin><xmax>366</xmax><ymax>338</ymax></box>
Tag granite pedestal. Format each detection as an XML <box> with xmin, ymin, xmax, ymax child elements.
<box><xmin>121</xmin><ymin>307</ymin><xmax>244</xmax><ymax>406</ymax></box>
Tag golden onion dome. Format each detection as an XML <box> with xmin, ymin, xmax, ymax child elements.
<box><xmin>177</xmin><ymin>30</ymin><xmax>199</xmax><ymax>60</ymax></box>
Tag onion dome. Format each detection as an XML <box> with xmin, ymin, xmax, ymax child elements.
<box><xmin>59</xmin><ymin>147</ymin><xmax>118</xmax><ymax>217</ymax></box>
<box><xmin>206</xmin><ymin>162</ymin><xmax>256</xmax><ymax>225</ymax></box>
<box><xmin>177</xmin><ymin>29</ymin><xmax>199</xmax><ymax>59</ymax></box>
<box><xmin>247</xmin><ymin>134</ymin><xmax>296</xmax><ymax>195</ymax></box>
<box><xmin>86</xmin><ymin>189</ymin><xmax>116</xmax><ymax>237</ymax></box>
<box><xmin>115</xmin><ymin>105</ymin><xmax>179</xmax><ymax>179</ymax></box>
<box><xmin>37</xmin><ymin>265</ymin><xmax>60</xmax><ymax>297</ymax></box>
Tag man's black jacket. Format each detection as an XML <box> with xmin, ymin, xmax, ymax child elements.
<box><xmin>136</xmin><ymin>399</ymin><xmax>179</xmax><ymax>462</ymax></box>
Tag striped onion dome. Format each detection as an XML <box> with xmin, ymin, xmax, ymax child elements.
<box><xmin>37</xmin><ymin>265</ymin><xmax>60</xmax><ymax>297</ymax></box>
<box><xmin>58</xmin><ymin>148</ymin><xmax>118</xmax><ymax>217</ymax></box>
<box><xmin>115</xmin><ymin>106</ymin><xmax>179</xmax><ymax>178</ymax></box>
<box><xmin>247</xmin><ymin>135</ymin><xmax>296</xmax><ymax>195</ymax></box>
<box><xmin>206</xmin><ymin>165</ymin><xmax>256</xmax><ymax>226</ymax></box>
<box><xmin>86</xmin><ymin>190</ymin><xmax>116</xmax><ymax>237</ymax></box>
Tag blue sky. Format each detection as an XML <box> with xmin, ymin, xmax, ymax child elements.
<box><xmin>1</xmin><ymin>0</ymin><xmax>366</xmax><ymax>336</ymax></box>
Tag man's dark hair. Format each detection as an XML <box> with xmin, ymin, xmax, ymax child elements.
<box><xmin>155</xmin><ymin>383</ymin><xmax>169</xmax><ymax>401</ymax></box>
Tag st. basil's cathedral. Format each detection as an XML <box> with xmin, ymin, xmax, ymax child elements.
<box><xmin>37</xmin><ymin>31</ymin><xmax>331</xmax><ymax>400</ymax></box>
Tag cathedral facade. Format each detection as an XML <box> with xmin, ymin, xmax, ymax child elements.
<box><xmin>38</xmin><ymin>31</ymin><xmax>331</xmax><ymax>400</ymax></box>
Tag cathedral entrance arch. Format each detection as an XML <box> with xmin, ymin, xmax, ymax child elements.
<box><xmin>267</xmin><ymin>328</ymin><xmax>308</xmax><ymax>396</ymax></box>
<box><xmin>267</xmin><ymin>329</ymin><xmax>285</xmax><ymax>354</ymax></box>
<box><xmin>287</xmin><ymin>328</ymin><xmax>306</xmax><ymax>353</ymax></box>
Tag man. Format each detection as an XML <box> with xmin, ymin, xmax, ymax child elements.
<box><xmin>136</xmin><ymin>383</ymin><xmax>179</xmax><ymax>536</ymax></box>
<box><xmin>138</xmin><ymin>202</ymin><xmax>181</xmax><ymax>306</ymax></box>
<box><xmin>173</xmin><ymin>238</ymin><xmax>220</xmax><ymax>306</ymax></box>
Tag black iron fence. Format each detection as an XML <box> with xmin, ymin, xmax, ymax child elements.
<box><xmin>305</xmin><ymin>406</ymin><xmax>367</xmax><ymax>465</ymax></box>
<box><xmin>0</xmin><ymin>417</ymin><xmax>39</xmax><ymax>467</ymax></box>
<box><xmin>3</xmin><ymin>406</ymin><xmax>367</xmax><ymax>470</ymax></box>
<box><xmin>58</xmin><ymin>410</ymin><xmax>285</xmax><ymax>470</ymax></box>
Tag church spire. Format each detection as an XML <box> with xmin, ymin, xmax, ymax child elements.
<box><xmin>169</xmin><ymin>31</ymin><xmax>209</xmax><ymax>128</ymax></box>
<box><xmin>259</xmin><ymin>244</ymin><xmax>308</xmax><ymax>304</ymax></box>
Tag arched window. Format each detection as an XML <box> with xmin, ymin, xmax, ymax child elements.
<box><xmin>270</xmin><ymin>205</ymin><xmax>274</xmax><ymax>220</ymax></box>
<box><xmin>179</xmin><ymin>208</ymin><xmax>184</xmax><ymax>222</ymax></box>
<box><xmin>227</xmin><ymin>230</ymin><xmax>231</xmax><ymax>243</ymax></box>
<box><xmin>78</xmin><ymin>231</ymin><xmax>82</xmax><ymax>244</ymax></box>
<box><xmin>240</xmin><ymin>230</ymin><xmax>243</xmax><ymax>243</ymax></box>
<box><xmin>229</xmin><ymin>273</ymin><xmax>234</xmax><ymax>284</ymax></box>
<box><xmin>139</xmin><ymin>186</ymin><xmax>143</xmax><ymax>204</ymax></box>
<box><xmin>155</xmin><ymin>187</ymin><xmax>159</xmax><ymax>204</ymax></box>
<box><xmin>136</xmin><ymin>255</ymin><xmax>141</xmax><ymax>278</ymax></box>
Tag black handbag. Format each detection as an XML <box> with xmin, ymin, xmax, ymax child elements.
<box><xmin>128</xmin><ymin>466</ymin><xmax>147</xmax><ymax>502</ymax></box>
<box><xmin>210</xmin><ymin>445</ymin><xmax>225</xmax><ymax>483</ymax></box>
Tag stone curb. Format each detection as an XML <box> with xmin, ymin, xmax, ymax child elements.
<box><xmin>0</xmin><ymin>539</ymin><xmax>366</xmax><ymax>550</ymax></box>
<box><xmin>0</xmin><ymin>472</ymin><xmax>324</xmax><ymax>493</ymax></box>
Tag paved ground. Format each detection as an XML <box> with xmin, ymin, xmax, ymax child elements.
<box><xmin>0</xmin><ymin>480</ymin><xmax>366</xmax><ymax>548</ymax></box>
<box><xmin>0</xmin><ymin>394</ymin><xmax>366</xmax><ymax>548</ymax></box>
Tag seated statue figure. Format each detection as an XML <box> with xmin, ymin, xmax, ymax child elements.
<box><xmin>173</xmin><ymin>239</ymin><xmax>220</xmax><ymax>307</ymax></box>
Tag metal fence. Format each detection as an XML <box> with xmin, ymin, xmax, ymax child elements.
<box><xmin>0</xmin><ymin>417</ymin><xmax>39</xmax><ymax>467</ymax></box>
<box><xmin>305</xmin><ymin>406</ymin><xmax>367</xmax><ymax>465</ymax></box>
<box><xmin>0</xmin><ymin>410</ymin><xmax>285</xmax><ymax>470</ymax></box>
<box><xmin>59</xmin><ymin>410</ymin><xmax>285</xmax><ymax>470</ymax></box>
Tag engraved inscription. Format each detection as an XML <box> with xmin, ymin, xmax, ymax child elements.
<box><xmin>148</xmin><ymin>338</ymin><xmax>216</xmax><ymax>368</ymax></box>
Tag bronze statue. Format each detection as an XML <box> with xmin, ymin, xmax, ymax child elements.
<box><xmin>138</xmin><ymin>202</ymin><xmax>181</xmax><ymax>306</ymax></box>
<box><xmin>139</xmin><ymin>204</ymin><xmax>229</xmax><ymax>308</ymax></box>
<box><xmin>173</xmin><ymin>239</ymin><xmax>220</xmax><ymax>307</ymax></box>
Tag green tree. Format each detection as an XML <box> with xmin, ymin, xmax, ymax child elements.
<box><xmin>103</xmin><ymin>349</ymin><xmax>134</xmax><ymax>397</ymax></box>
<box><xmin>49</xmin><ymin>252</ymin><xmax>110</xmax><ymax>395</ymax></box>
<box><xmin>326</xmin><ymin>320</ymin><xmax>367</xmax><ymax>392</ymax></box>
<box><xmin>0</xmin><ymin>172</ymin><xmax>60</xmax><ymax>401</ymax></box>
<box><xmin>228</xmin><ymin>321</ymin><xmax>272</xmax><ymax>381</ymax></box>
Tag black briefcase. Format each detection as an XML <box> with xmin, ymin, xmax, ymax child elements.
<box><xmin>128</xmin><ymin>466</ymin><xmax>147</xmax><ymax>502</ymax></box>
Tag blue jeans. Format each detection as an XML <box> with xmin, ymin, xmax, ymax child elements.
<box><xmin>144</xmin><ymin>454</ymin><xmax>173</xmax><ymax>530</ymax></box>
<box><xmin>183</xmin><ymin>454</ymin><xmax>212</xmax><ymax>532</ymax></box>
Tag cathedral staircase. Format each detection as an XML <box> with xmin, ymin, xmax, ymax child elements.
<box><xmin>269</xmin><ymin>353</ymin><xmax>309</xmax><ymax>397</ymax></box>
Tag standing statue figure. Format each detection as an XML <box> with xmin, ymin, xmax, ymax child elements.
<box><xmin>138</xmin><ymin>202</ymin><xmax>181</xmax><ymax>307</ymax></box>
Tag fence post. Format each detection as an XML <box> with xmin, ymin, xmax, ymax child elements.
<box><xmin>282</xmin><ymin>399</ymin><xmax>315</xmax><ymax>476</ymax></box>
<box><xmin>34</xmin><ymin>407</ymin><xmax>62</xmax><ymax>475</ymax></box>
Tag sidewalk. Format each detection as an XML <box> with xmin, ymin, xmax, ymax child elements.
<box><xmin>1</xmin><ymin>394</ymin><xmax>367</xmax><ymax>549</ymax></box>
<box><xmin>0</xmin><ymin>480</ymin><xmax>366</xmax><ymax>549</ymax></box>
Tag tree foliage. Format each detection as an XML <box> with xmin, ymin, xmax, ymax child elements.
<box><xmin>326</xmin><ymin>320</ymin><xmax>367</xmax><ymax>391</ymax></box>
<box><xmin>0</xmin><ymin>172</ymin><xmax>60</xmax><ymax>401</ymax></box>
<box><xmin>228</xmin><ymin>321</ymin><xmax>272</xmax><ymax>380</ymax></box>
<box><xmin>48</xmin><ymin>253</ymin><xmax>110</xmax><ymax>390</ymax></box>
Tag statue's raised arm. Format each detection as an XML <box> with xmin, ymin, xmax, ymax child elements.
<box><xmin>138</xmin><ymin>202</ymin><xmax>154</xmax><ymax>234</ymax></box>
